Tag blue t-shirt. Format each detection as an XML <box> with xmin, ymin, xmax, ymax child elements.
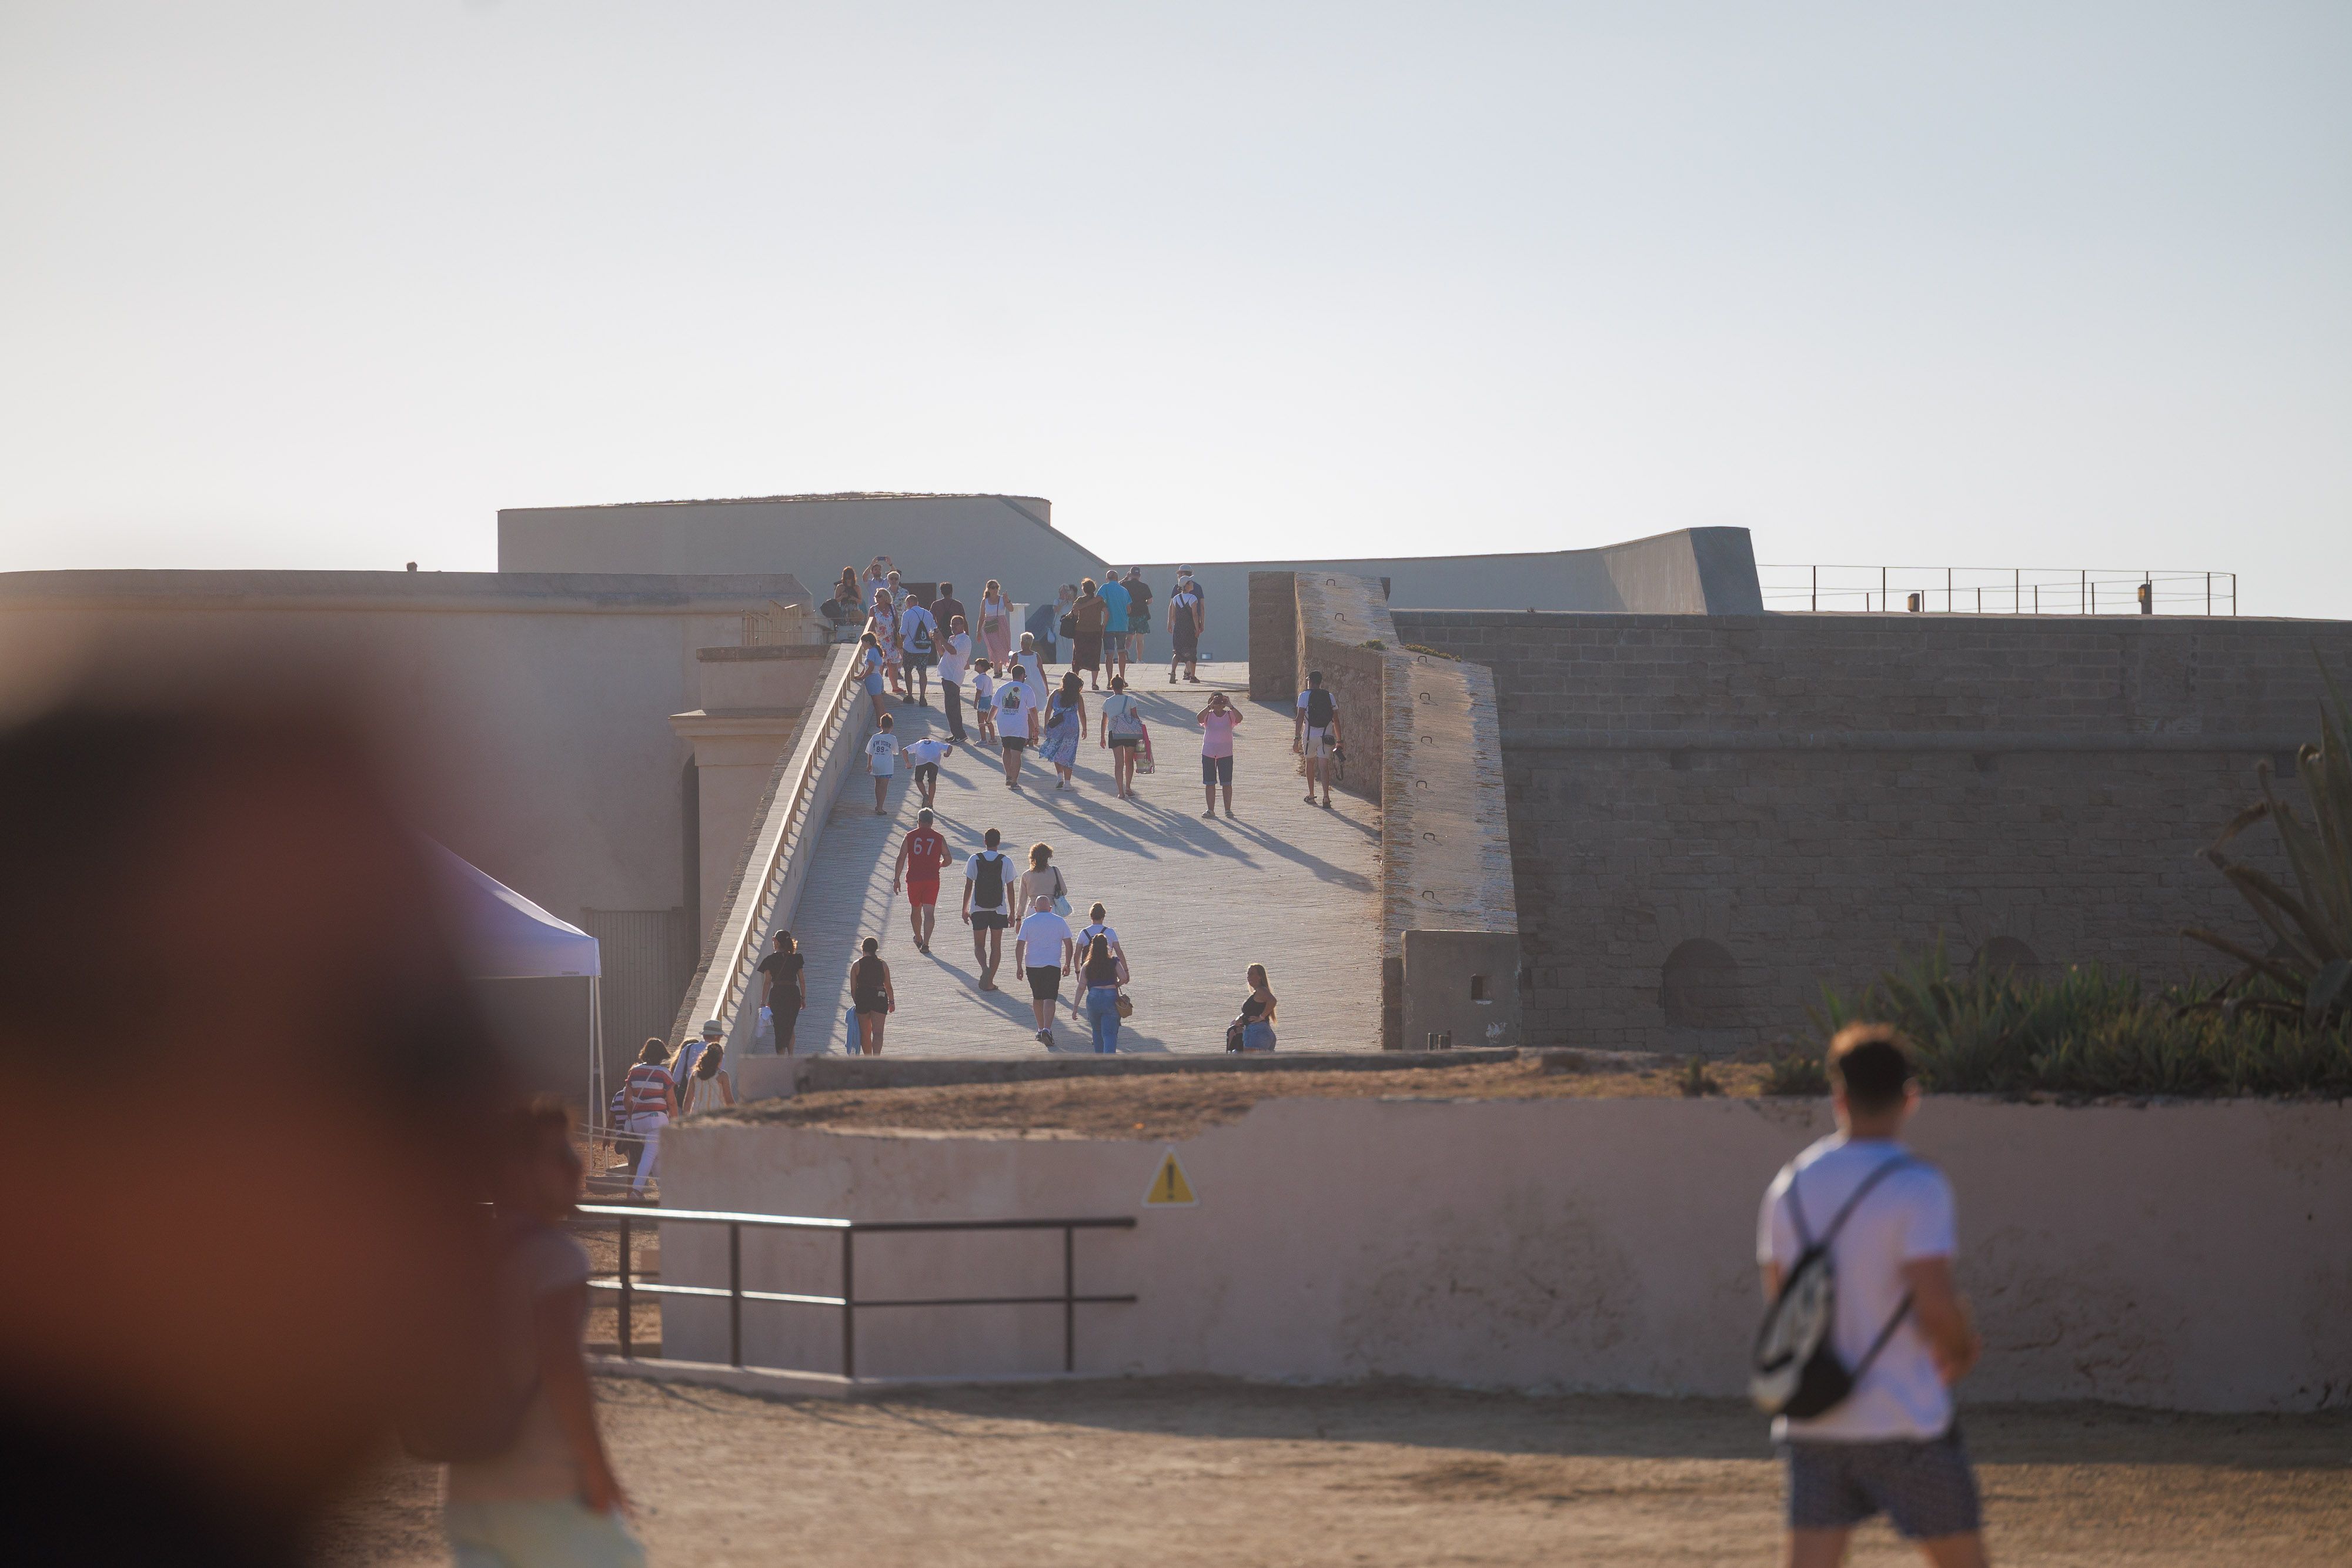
<box><xmin>1097</xmin><ymin>580</ymin><xmax>1131</xmax><ymax>623</ymax></box>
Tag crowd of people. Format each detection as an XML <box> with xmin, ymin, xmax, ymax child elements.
<box><xmin>770</xmin><ymin>559</ymin><xmax>1333</xmax><ymax>1057</ymax></box>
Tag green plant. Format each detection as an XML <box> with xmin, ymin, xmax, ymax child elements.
<box><xmin>1812</xmin><ymin>943</ymin><xmax>2352</xmax><ymax>1099</ymax></box>
<box><xmin>1678</xmin><ymin>1055</ymin><xmax>1723</xmax><ymax>1097</ymax></box>
<box><xmin>1760</xmin><ymin>1042</ymin><xmax>1829</xmax><ymax>1096</ymax></box>
<box><xmin>2184</xmin><ymin>655</ymin><xmax>2352</xmax><ymax>1027</ymax></box>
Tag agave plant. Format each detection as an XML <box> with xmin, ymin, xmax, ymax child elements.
<box><xmin>2183</xmin><ymin>656</ymin><xmax>2352</xmax><ymax>1027</ymax></box>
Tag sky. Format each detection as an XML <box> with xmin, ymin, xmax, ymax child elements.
<box><xmin>2</xmin><ymin>1</ymin><xmax>2346</xmax><ymax>615</ymax></box>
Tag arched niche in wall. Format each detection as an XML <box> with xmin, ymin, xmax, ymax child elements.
<box><xmin>1661</xmin><ymin>938</ymin><xmax>1744</xmax><ymax>1027</ymax></box>
<box><xmin>1972</xmin><ymin>935</ymin><xmax>2040</xmax><ymax>978</ymax></box>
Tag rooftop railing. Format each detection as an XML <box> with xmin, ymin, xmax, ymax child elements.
<box><xmin>1758</xmin><ymin>565</ymin><xmax>2237</xmax><ymax>616</ymax></box>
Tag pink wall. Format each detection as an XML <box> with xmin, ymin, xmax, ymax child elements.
<box><xmin>659</xmin><ymin>1096</ymin><xmax>2350</xmax><ymax>1412</ymax></box>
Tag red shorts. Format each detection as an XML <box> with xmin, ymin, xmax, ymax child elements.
<box><xmin>906</xmin><ymin>879</ymin><xmax>940</xmax><ymax>908</ymax></box>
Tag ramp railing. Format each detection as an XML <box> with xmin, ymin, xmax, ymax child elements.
<box><xmin>667</xmin><ymin>641</ymin><xmax>867</xmax><ymax>1058</ymax></box>
<box><xmin>580</xmin><ymin>1203</ymin><xmax>1137</xmax><ymax>1378</ymax></box>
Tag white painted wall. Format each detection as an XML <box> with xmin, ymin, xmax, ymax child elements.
<box><xmin>659</xmin><ymin>1095</ymin><xmax>2351</xmax><ymax>1412</ymax></box>
<box><xmin>0</xmin><ymin>570</ymin><xmax>806</xmax><ymax>928</ymax></box>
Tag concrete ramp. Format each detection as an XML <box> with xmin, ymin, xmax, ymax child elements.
<box><xmin>781</xmin><ymin>664</ymin><xmax>1382</xmax><ymax>1057</ymax></box>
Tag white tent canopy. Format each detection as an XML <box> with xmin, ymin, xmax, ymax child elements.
<box><xmin>423</xmin><ymin>838</ymin><xmax>608</xmax><ymax>1129</ymax></box>
<box><xmin>424</xmin><ymin>837</ymin><xmax>600</xmax><ymax>979</ymax></box>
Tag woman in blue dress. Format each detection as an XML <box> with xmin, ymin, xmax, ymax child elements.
<box><xmin>1041</xmin><ymin>671</ymin><xmax>1088</xmax><ymax>788</ymax></box>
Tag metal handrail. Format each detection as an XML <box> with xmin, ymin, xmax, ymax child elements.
<box><xmin>1757</xmin><ymin>564</ymin><xmax>2237</xmax><ymax>616</ymax></box>
<box><xmin>577</xmin><ymin>1202</ymin><xmax>1138</xmax><ymax>1378</ymax></box>
<box><xmin>672</xmin><ymin>641</ymin><xmax>866</xmax><ymax>1054</ymax></box>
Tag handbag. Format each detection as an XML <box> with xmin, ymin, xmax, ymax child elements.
<box><xmin>1115</xmin><ymin>992</ymin><xmax>1135</xmax><ymax>1019</ymax></box>
<box><xmin>1224</xmin><ymin>1015</ymin><xmax>1248</xmax><ymax>1052</ymax></box>
<box><xmin>1051</xmin><ymin>867</ymin><xmax>1072</xmax><ymax>917</ymax></box>
<box><xmin>1058</xmin><ymin>611</ymin><xmax>1077</xmax><ymax>639</ymax></box>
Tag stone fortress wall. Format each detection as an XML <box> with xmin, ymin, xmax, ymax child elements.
<box><xmin>1386</xmin><ymin>609</ymin><xmax>2352</xmax><ymax>1054</ymax></box>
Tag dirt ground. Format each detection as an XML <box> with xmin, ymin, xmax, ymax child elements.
<box><xmin>716</xmin><ymin>1052</ymin><xmax>1779</xmax><ymax>1141</ymax></box>
<box><xmin>317</xmin><ymin>1375</ymin><xmax>2351</xmax><ymax>1567</ymax></box>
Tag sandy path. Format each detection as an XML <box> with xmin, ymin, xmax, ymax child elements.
<box><xmin>318</xmin><ymin>1376</ymin><xmax>2351</xmax><ymax>1567</ymax></box>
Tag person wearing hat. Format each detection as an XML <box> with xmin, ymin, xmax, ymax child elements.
<box><xmin>1168</xmin><ymin>569</ymin><xmax>1205</xmax><ymax>684</ymax></box>
<box><xmin>671</xmin><ymin>1018</ymin><xmax>723</xmax><ymax>1092</ymax></box>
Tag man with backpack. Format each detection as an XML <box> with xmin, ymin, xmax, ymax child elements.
<box><xmin>1293</xmin><ymin>670</ymin><xmax>1342</xmax><ymax>809</ymax></box>
<box><xmin>1755</xmin><ymin>1024</ymin><xmax>1987</xmax><ymax>1568</ymax></box>
<box><xmin>960</xmin><ymin>827</ymin><xmax>1015</xmax><ymax>991</ymax></box>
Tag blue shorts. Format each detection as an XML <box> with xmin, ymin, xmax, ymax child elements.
<box><xmin>864</xmin><ymin>672</ymin><xmax>884</xmax><ymax>696</ymax></box>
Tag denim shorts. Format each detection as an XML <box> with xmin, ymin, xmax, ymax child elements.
<box><xmin>863</xmin><ymin>672</ymin><xmax>884</xmax><ymax>695</ymax></box>
<box><xmin>1783</xmin><ymin>1426</ymin><xmax>1981</xmax><ymax>1540</ymax></box>
<box><xmin>1201</xmin><ymin>753</ymin><xmax>1233</xmax><ymax>785</ymax></box>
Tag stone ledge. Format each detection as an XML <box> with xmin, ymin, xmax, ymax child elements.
<box><xmin>736</xmin><ymin>1048</ymin><xmax>1520</xmax><ymax>1099</ymax></box>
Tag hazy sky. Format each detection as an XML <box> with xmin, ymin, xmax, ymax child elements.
<box><xmin>3</xmin><ymin>2</ymin><xmax>2346</xmax><ymax>614</ymax></box>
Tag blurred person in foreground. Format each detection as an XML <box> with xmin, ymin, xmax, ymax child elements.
<box><xmin>0</xmin><ymin>687</ymin><xmax>522</xmax><ymax>1566</ymax></box>
<box><xmin>444</xmin><ymin>1098</ymin><xmax>639</xmax><ymax>1567</ymax></box>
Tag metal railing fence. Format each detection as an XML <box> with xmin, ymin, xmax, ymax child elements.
<box><xmin>578</xmin><ymin>1203</ymin><xmax>1137</xmax><ymax>1379</ymax></box>
<box><xmin>1758</xmin><ymin>565</ymin><xmax>2236</xmax><ymax>616</ymax></box>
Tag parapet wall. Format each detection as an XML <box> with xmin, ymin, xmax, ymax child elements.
<box><xmin>1389</xmin><ymin>609</ymin><xmax>2352</xmax><ymax>1052</ymax></box>
<box><xmin>660</xmin><ymin>1095</ymin><xmax>2352</xmax><ymax>1413</ymax></box>
<box><xmin>1251</xmin><ymin>573</ymin><xmax>1519</xmax><ymax>1048</ymax></box>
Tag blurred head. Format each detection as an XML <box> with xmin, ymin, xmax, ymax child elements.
<box><xmin>1089</xmin><ymin>902</ymin><xmax>1107</xmax><ymax>922</ymax></box>
<box><xmin>1110</xmin><ymin>676</ymin><xmax>1126</xmax><ymax>692</ymax></box>
<box><xmin>917</xmin><ymin>808</ymin><xmax>934</xmax><ymax>826</ymax></box>
<box><xmin>639</xmin><ymin>1037</ymin><xmax>670</xmax><ymax>1064</ymax></box>
<box><xmin>499</xmin><ymin>1096</ymin><xmax>583</xmax><ymax>1226</ymax></box>
<box><xmin>773</xmin><ymin>929</ymin><xmax>794</xmax><ymax>952</ymax></box>
<box><xmin>861</xmin><ymin>937</ymin><xmax>880</xmax><ymax>957</ymax></box>
<box><xmin>0</xmin><ymin>688</ymin><xmax>516</xmax><ymax>1527</ymax></box>
<box><xmin>938</xmin><ymin>581</ymin><xmax>954</xmax><ymax>597</ymax></box>
<box><xmin>879</xmin><ymin>713</ymin><xmax>894</xmax><ymax>731</ymax></box>
<box><xmin>983</xmin><ymin>827</ymin><xmax>1001</xmax><ymax>849</ymax></box>
<box><xmin>1032</xmin><ymin>895</ymin><xmax>1053</xmax><ymax>912</ymax></box>
<box><xmin>1081</xmin><ymin>577</ymin><xmax>1097</xmax><ymax>596</ymax></box>
<box><xmin>699</xmin><ymin>1019</ymin><xmax>723</xmax><ymax>1042</ymax></box>
<box><xmin>1826</xmin><ymin>1023</ymin><xmax>1917</xmax><ymax>1125</ymax></box>
<box><xmin>1247</xmin><ymin>963</ymin><xmax>1270</xmax><ymax>991</ymax></box>
<box><xmin>1030</xmin><ymin>842</ymin><xmax>1052</xmax><ymax>868</ymax></box>
<box><xmin>1088</xmin><ymin>935</ymin><xmax>1110</xmax><ymax>967</ymax></box>
<box><xmin>985</xmin><ymin>580</ymin><xmax>1001</xmax><ymax>597</ymax></box>
<box><xmin>694</xmin><ymin>1042</ymin><xmax>725</xmax><ymax>1081</ymax></box>
<box><xmin>950</xmin><ymin>616</ymin><xmax>967</xmax><ymax>633</ymax></box>
<box><xmin>1308</xmin><ymin>671</ymin><xmax>1323</xmax><ymax>687</ymax></box>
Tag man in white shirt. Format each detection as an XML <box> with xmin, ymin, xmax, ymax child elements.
<box><xmin>1758</xmin><ymin>1025</ymin><xmax>1986</xmax><ymax>1568</ymax></box>
<box><xmin>897</xmin><ymin>594</ymin><xmax>939</xmax><ymax>707</ymax></box>
<box><xmin>900</xmin><ymin>735</ymin><xmax>951</xmax><ymax>809</ymax></box>
<box><xmin>1293</xmin><ymin>670</ymin><xmax>1343</xmax><ymax>809</ymax></box>
<box><xmin>960</xmin><ymin>827</ymin><xmax>1015</xmax><ymax>991</ymax></box>
<box><xmin>866</xmin><ymin>713</ymin><xmax>900</xmax><ymax>814</ymax></box>
<box><xmin>1071</xmin><ymin>901</ymin><xmax>1124</xmax><ymax>1019</ymax></box>
<box><xmin>1013</xmin><ymin>895</ymin><xmax>1075</xmax><ymax>1047</ymax></box>
<box><xmin>995</xmin><ymin>665</ymin><xmax>1040</xmax><ymax>788</ymax></box>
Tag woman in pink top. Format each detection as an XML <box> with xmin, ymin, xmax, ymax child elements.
<box><xmin>1196</xmin><ymin>690</ymin><xmax>1244</xmax><ymax>818</ymax></box>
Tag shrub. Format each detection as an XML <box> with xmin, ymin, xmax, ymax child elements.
<box><xmin>1760</xmin><ymin>1042</ymin><xmax>1829</xmax><ymax>1097</ymax></box>
<box><xmin>1813</xmin><ymin>944</ymin><xmax>2352</xmax><ymax>1099</ymax></box>
<box><xmin>1678</xmin><ymin>1056</ymin><xmax>1723</xmax><ymax>1097</ymax></box>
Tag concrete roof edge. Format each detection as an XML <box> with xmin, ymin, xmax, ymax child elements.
<box><xmin>1125</xmin><ymin>527</ymin><xmax>1752</xmax><ymax>571</ymax></box>
<box><xmin>0</xmin><ymin>568</ymin><xmax>814</xmax><ymax>609</ymax></box>
<box><xmin>497</xmin><ymin>492</ymin><xmax>1054</xmax><ymax>516</ymax></box>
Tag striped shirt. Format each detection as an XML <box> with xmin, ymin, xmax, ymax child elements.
<box><xmin>624</xmin><ymin>1062</ymin><xmax>673</xmax><ymax>1116</ymax></box>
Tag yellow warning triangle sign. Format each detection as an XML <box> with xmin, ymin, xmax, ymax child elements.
<box><xmin>1142</xmin><ymin>1149</ymin><xmax>1197</xmax><ymax>1207</ymax></box>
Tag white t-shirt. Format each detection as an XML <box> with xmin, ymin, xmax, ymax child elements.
<box><xmin>901</xmin><ymin>738</ymin><xmax>951</xmax><ymax>768</ymax></box>
<box><xmin>970</xmin><ymin>667</ymin><xmax>995</xmax><ymax>705</ymax></box>
<box><xmin>994</xmin><ymin>683</ymin><xmax>1034</xmax><ymax>732</ymax></box>
<box><xmin>963</xmin><ymin>850</ymin><xmax>1014</xmax><ymax>915</ymax></box>
<box><xmin>1100</xmin><ymin>691</ymin><xmax>1143</xmax><ymax>737</ymax></box>
<box><xmin>898</xmin><ymin>604</ymin><xmax>937</xmax><ymax>652</ymax></box>
<box><xmin>939</xmin><ymin>632</ymin><xmax>971</xmax><ymax>685</ymax></box>
<box><xmin>1078</xmin><ymin>921</ymin><xmax>1120</xmax><ymax>951</ymax></box>
<box><xmin>1015</xmin><ymin>910</ymin><xmax>1074</xmax><ymax>964</ymax></box>
<box><xmin>867</xmin><ymin>732</ymin><xmax>900</xmax><ymax>774</ymax></box>
<box><xmin>1758</xmin><ymin>1134</ymin><xmax>1958</xmax><ymax>1442</ymax></box>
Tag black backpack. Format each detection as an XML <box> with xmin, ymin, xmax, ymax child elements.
<box><xmin>974</xmin><ymin>851</ymin><xmax>1007</xmax><ymax>910</ymax></box>
<box><xmin>1305</xmin><ymin>687</ymin><xmax>1337</xmax><ymax>727</ymax></box>
<box><xmin>1750</xmin><ymin>1156</ymin><xmax>1918</xmax><ymax>1420</ymax></box>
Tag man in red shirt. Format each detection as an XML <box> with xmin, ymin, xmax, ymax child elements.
<box><xmin>892</xmin><ymin>807</ymin><xmax>954</xmax><ymax>954</ymax></box>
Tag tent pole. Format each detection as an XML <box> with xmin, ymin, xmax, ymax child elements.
<box><xmin>589</xmin><ymin>975</ymin><xmax>604</xmax><ymax>1150</ymax></box>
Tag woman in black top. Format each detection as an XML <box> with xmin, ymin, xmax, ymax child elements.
<box><xmin>848</xmin><ymin>937</ymin><xmax>894</xmax><ymax>1055</ymax></box>
<box><xmin>757</xmin><ymin>929</ymin><xmax>806</xmax><ymax>1055</ymax></box>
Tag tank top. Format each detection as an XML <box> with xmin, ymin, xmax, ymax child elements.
<box><xmin>1084</xmin><ymin>944</ymin><xmax>1120</xmax><ymax>986</ymax></box>
<box><xmin>852</xmin><ymin>957</ymin><xmax>888</xmax><ymax>1009</ymax></box>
